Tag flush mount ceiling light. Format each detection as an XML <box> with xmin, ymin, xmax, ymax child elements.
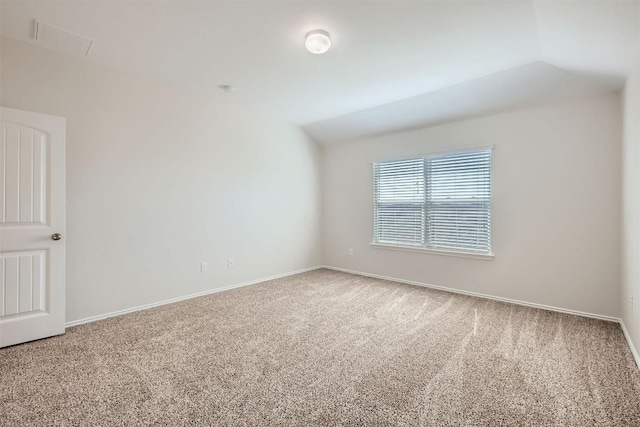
<box><xmin>305</xmin><ymin>29</ymin><xmax>331</xmax><ymax>54</ymax></box>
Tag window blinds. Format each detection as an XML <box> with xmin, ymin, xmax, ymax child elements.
<box><xmin>373</xmin><ymin>148</ymin><xmax>492</xmax><ymax>254</ymax></box>
<box><xmin>373</xmin><ymin>158</ymin><xmax>425</xmax><ymax>246</ymax></box>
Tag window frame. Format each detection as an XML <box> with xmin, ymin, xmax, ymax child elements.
<box><xmin>371</xmin><ymin>146</ymin><xmax>494</xmax><ymax>260</ymax></box>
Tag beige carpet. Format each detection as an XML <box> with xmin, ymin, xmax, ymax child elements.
<box><xmin>1</xmin><ymin>269</ymin><xmax>639</xmax><ymax>426</ymax></box>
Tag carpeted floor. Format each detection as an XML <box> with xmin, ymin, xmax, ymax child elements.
<box><xmin>1</xmin><ymin>269</ymin><xmax>639</xmax><ymax>426</ymax></box>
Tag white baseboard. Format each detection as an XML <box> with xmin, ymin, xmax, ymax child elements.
<box><xmin>321</xmin><ymin>265</ymin><xmax>619</xmax><ymax>322</ymax></box>
<box><xmin>620</xmin><ymin>320</ymin><xmax>640</xmax><ymax>369</ymax></box>
<box><xmin>65</xmin><ymin>266</ymin><xmax>323</xmax><ymax>328</ymax></box>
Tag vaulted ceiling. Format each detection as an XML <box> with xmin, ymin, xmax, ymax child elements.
<box><xmin>2</xmin><ymin>1</ymin><xmax>639</xmax><ymax>143</ymax></box>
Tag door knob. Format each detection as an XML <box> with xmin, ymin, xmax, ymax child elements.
<box><xmin>51</xmin><ymin>233</ymin><xmax>63</xmax><ymax>241</ymax></box>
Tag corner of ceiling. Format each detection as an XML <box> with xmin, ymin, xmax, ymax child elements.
<box><xmin>528</xmin><ymin>0</ymin><xmax>545</xmax><ymax>64</ymax></box>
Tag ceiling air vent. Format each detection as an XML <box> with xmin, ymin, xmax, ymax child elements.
<box><xmin>34</xmin><ymin>20</ymin><xmax>93</xmax><ymax>56</ymax></box>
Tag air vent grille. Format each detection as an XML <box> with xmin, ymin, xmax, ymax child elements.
<box><xmin>34</xmin><ymin>20</ymin><xmax>93</xmax><ymax>56</ymax></box>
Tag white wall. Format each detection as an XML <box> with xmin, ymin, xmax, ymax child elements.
<box><xmin>0</xmin><ymin>35</ymin><xmax>626</xmax><ymax>326</ymax></box>
<box><xmin>622</xmin><ymin>58</ymin><xmax>640</xmax><ymax>355</ymax></box>
<box><xmin>0</xmin><ymin>37</ymin><xmax>322</xmax><ymax>323</ymax></box>
<box><xmin>323</xmin><ymin>94</ymin><xmax>621</xmax><ymax>318</ymax></box>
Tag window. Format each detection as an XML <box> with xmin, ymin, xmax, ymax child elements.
<box><xmin>373</xmin><ymin>148</ymin><xmax>492</xmax><ymax>256</ymax></box>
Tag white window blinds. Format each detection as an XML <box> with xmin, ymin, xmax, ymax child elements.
<box><xmin>373</xmin><ymin>148</ymin><xmax>492</xmax><ymax>254</ymax></box>
<box><xmin>373</xmin><ymin>158</ymin><xmax>425</xmax><ymax>246</ymax></box>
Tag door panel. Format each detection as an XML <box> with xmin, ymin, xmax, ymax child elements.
<box><xmin>2</xmin><ymin>124</ymin><xmax>46</xmax><ymax>224</ymax></box>
<box><xmin>0</xmin><ymin>107</ymin><xmax>65</xmax><ymax>348</ymax></box>
<box><xmin>1</xmin><ymin>251</ymin><xmax>46</xmax><ymax>316</ymax></box>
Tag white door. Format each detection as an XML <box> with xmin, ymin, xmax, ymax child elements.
<box><xmin>0</xmin><ymin>107</ymin><xmax>66</xmax><ymax>348</ymax></box>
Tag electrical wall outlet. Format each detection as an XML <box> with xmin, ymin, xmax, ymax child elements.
<box><xmin>348</xmin><ymin>248</ymin><xmax>354</xmax><ymax>256</ymax></box>
<box><xmin>227</xmin><ymin>258</ymin><xmax>234</xmax><ymax>268</ymax></box>
<box><xmin>200</xmin><ymin>262</ymin><xmax>208</xmax><ymax>272</ymax></box>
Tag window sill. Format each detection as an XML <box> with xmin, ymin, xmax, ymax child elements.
<box><xmin>370</xmin><ymin>243</ymin><xmax>494</xmax><ymax>260</ymax></box>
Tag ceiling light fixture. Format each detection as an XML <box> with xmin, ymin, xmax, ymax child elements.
<box><xmin>305</xmin><ymin>29</ymin><xmax>331</xmax><ymax>54</ymax></box>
